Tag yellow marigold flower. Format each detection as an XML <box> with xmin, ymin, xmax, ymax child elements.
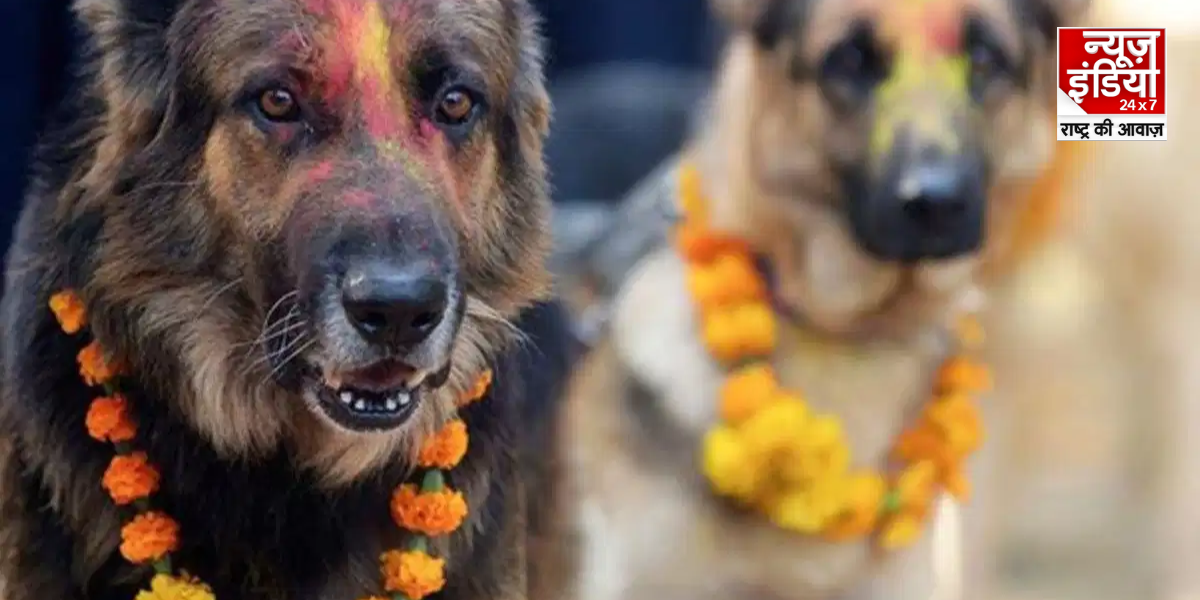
<box><xmin>718</xmin><ymin>364</ymin><xmax>778</xmax><ymax>424</ymax></box>
<box><xmin>701</xmin><ymin>426</ymin><xmax>764</xmax><ymax>503</ymax></box>
<box><xmin>120</xmin><ymin>511</ymin><xmax>179</xmax><ymax>564</ymax></box>
<box><xmin>49</xmin><ymin>290</ymin><xmax>86</xmax><ymax>334</ymax></box>
<box><xmin>767</xmin><ymin>478</ymin><xmax>846</xmax><ymax>534</ymax></box>
<box><xmin>733</xmin><ymin>302</ymin><xmax>776</xmax><ymax>357</ymax></box>
<box><xmin>879</xmin><ymin>513</ymin><xmax>924</xmax><ymax>549</ymax></box>
<box><xmin>780</xmin><ymin>415</ymin><xmax>850</xmax><ymax>486</ymax></box>
<box><xmin>102</xmin><ymin>452</ymin><xmax>161</xmax><ymax>505</ymax></box>
<box><xmin>78</xmin><ymin>340</ymin><xmax>123</xmax><ymax>387</ymax></box>
<box><xmin>740</xmin><ymin>400</ymin><xmax>810</xmax><ymax>460</ymax></box>
<box><xmin>381</xmin><ymin>549</ymin><xmax>446</xmax><ymax>599</ymax></box>
<box><xmin>457</xmin><ymin>370</ymin><xmax>493</xmax><ymax>407</ymax></box>
<box><xmin>135</xmin><ymin>574</ymin><xmax>215</xmax><ymax>600</ymax></box>
<box><xmin>937</xmin><ymin>357</ymin><xmax>991</xmax><ymax>393</ymax></box>
<box><xmin>417</xmin><ymin>419</ymin><xmax>469</xmax><ymax>469</ymax></box>
<box><xmin>822</xmin><ymin>473</ymin><xmax>886</xmax><ymax>540</ymax></box>
<box><xmin>895</xmin><ymin>460</ymin><xmax>938</xmax><ymax>515</ymax></box>
<box><xmin>390</xmin><ymin>484</ymin><xmax>469</xmax><ymax>536</ymax></box>
<box><xmin>85</xmin><ymin>395</ymin><xmax>138</xmax><ymax>443</ymax></box>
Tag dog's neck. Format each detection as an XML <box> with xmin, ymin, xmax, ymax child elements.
<box><xmin>688</xmin><ymin>38</ymin><xmax>982</xmax><ymax>342</ymax></box>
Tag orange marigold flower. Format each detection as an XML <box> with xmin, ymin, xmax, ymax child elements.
<box><xmin>701</xmin><ymin>309</ymin><xmax>743</xmax><ymax>364</ymax></box>
<box><xmin>78</xmin><ymin>340</ymin><xmax>123</xmax><ymax>387</ymax></box>
<box><xmin>102</xmin><ymin>452</ymin><xmax>161</xmax><ymax>505</ymax></box>
<box><xmin>381</xmin><ymin>549</ymin><xmax>446</xmax><ymax>599</ymax></box>
<box><xmin>823</xmin><ymin>473</ymin><xmax>887</xmax><ymax>541</ymax></box>
<box><xmin>927</xmin><ymin>394</ymin><xmax>983</xmax><ymax>455</ymax></box>
<box><xmin>686</xmin><ymin>253</ymin><xmax>766</xmax><ymax>310</ymax></box>
<box><xmin>390</xmin><ymin>484</ymin><xmax>469</xmax><ymax>536</ymax></box>
<box><xmin>937</xmin><ymin>357</ymin><xmax>991</xmax><ymax>393</ymax></box>
<box><xmin>719</xmin><ymin>363</ymin><xmax>778</xmax><ymax>424</ymax></box>
<box><xmin>894</xmin><ymin>460</ymin><xmax>938</xmax><ymax>515</ymax></box>
<box><xmin>457</xmin><ymin>370</ymin><xmax>493</xmax><ymax>407</ymax></box>
<box><xmin>120</xmin><ymin>511</ymin><xmax>179</xmax><ymax>564</ymax></box>
<box><xmin>86</xmin><ymin>395</ymin><xmax>137</xmax><ymax>443</ymax></box>
<box><xmin>879</xmin><ymin>513</ymin><xmax>924</xmax><ymax>549</ymax></box>
<box><xmin>674</xmin><ymin>225</ymin><xmax>750</xmax><ymax>264</ymax></box>
<box><xmin>942</xmin><ymin>468</ymin><xmax>972</xmax><ymax>501</ymax></box>
<box><xmin>49</xmin><ymin>290</ymin><xmax>87</xmax><ymax>334</ymax></box>
<box><xmin>417</xmin><ymin>419</ymin><xmax>469</xmax><ymax>469</ymax></box>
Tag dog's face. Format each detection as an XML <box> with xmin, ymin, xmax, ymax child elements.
<box><xmin>73</xmin><ymin>0</ymin><xmax>549</xmax><ymax>476</ymax></box>
<box><xmin>713</xmin><ymin>0</ymin><xmax>1086</xmax><ymax>262</ymax></box>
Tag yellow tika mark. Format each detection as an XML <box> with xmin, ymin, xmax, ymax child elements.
<box><xmin>355</xmin><ymin>1</ymin><xmax>394</xmax><ymax>90</ymax></box>
<box><xmin>869</xmin><ymin>0</ymin><xmax>970</xmax><ymax>158</ymax></box>
<box><xmin>870</xmin><ymin>54</ymin><xmax>969</xmax><ymax>157</ymax></box>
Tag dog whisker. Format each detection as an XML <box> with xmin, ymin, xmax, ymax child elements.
<box><xmin>265</xmin><ymin>337</ymin><xmax>316</xmax><ymax>382</ymax></box>
<box><xmin>198</xmin><ymin>278</ymin><xmax>244</xmax><ymax>314</ymax></box>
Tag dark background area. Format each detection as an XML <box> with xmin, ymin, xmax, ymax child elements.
<box><xmin>0</xmin><ymin>0</ymin><xmax>717</xmax><ymax>264</ymax></box>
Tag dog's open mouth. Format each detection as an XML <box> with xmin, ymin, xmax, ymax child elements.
<box><xmin>304</xmin><ymin>359</ymin><xmax>430</xmax><ymax>432</ymax></box>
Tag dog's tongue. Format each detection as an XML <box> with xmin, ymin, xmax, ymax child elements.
<box><xmin>324</xmin><ymin>360</ymin><xmax>415</xmax><ymax>392</ymax></box>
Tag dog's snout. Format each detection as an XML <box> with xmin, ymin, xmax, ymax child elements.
<box><xmin>897</xmin><ymin>160</ymin><xmax>969</xmax><ymax>232</ymax></box>
<box><xmin>341</xmin><ymin>260</ymin><xmax>448</xmax><ymax>347</ymax></box>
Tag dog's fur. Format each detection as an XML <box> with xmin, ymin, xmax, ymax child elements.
<box><xmin>0</xmin><ymin>0</ymin><xmax>576</xmax><ymax>598</ymax></box>
<box><xmin>547</xmin><ymin>1</ymin><xmax>1090</xmax><ymax>599</ymax></box>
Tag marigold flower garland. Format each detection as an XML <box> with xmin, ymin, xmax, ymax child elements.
<box><xmin>50</xmin><ymin>290</ymin><xmax>492</xmax><ymax>600</ymax></box>
<box><xmin>673</xmin><ymin>163</ymin><xmax>990</xmax><ymax>550</ymax></box>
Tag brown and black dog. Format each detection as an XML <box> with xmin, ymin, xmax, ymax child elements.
<box><xmin>550</xmin><ymin>1</ymin><xmax>1089</xmax><ymax>599</ymax></box>
<box><xmin>0</xmin><ymin>0</ymin><xmax>575</xmax><ymax>598</ymax></box>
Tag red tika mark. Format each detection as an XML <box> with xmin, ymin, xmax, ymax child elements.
<box><xmin>360</xmin><ymin>75</ymin><xmax>406</xmax><ymax>140</ymax></box>
<box><xmin>887</xmin><ymin>0</ymin><xmax>964</xmax><ymax>56</ymax></box>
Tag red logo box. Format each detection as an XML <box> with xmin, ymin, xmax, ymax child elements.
<box><xmin>1058</xmin><ymin>28</ymin><xmax>1166</xmax><ymax>115</ymax></box>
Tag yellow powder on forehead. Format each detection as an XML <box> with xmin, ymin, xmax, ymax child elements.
<box><xmin>355</xmin><ymin>1</ymin><xmax>394</xmax><ymax>89</ymax></box>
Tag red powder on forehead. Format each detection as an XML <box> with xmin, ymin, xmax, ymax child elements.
<box><xmin>886</xmin><ymin>0</ymin><xmax>964</xmax><ymax>55</ymax></box>
<box><xmin>359</xmin><ymin>74</ymin><xmax>406</xmax><ymax>140</ymax></box>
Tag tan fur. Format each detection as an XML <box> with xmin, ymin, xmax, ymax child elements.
<box><xmin>548</xmin><ymin>0</ymin><xmax>1088</xmax><ymax>598</ymax></box>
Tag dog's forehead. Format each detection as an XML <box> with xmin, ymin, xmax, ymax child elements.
<box><xmin>801</xmin><ymin>0</ymin><xmax>1021</xmax><ymax>52</ymax></box>
<box><xmin>193</xmin><ymin>0</ymin><xmax>515</xmax><ymax>97</ymax></box>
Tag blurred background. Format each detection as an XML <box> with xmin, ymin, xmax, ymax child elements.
<box><xmin>1</xmin><ymin>1</ymin><xmax>1198</xmax><ymax>599</ymax></box>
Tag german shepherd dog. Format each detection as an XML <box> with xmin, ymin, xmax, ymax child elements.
<box><xmin>0</xmin><ymin>0</ymin><xmax>573</xmax><ymax>598</ymax></box>
<box><xmin>550</xmin><ymin>0</ymin><xmax>1089</xmax><ymax>599</ymax></box>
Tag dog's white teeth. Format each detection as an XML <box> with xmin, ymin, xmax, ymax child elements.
<box><xmin>339</xmin><ymin>391</ymin><xmax>354</xmax><ymax>405</ymax></box>
<box><xmin>385</xmin><ymin>399</ymin><xmax>399</xmax><ymax>411</ymax></box>
<box><xmin>398</xmin><ymin>392</ymin><xmax>412</xmax><ymax>406</ymax></box>
<box><xmin>354</xmin><ymin>400</ymin><xmax>367</xmax><ymax>411</ymax></box>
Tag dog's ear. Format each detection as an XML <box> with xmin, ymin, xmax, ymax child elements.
<box><xmin>74</xmin><ymin>0</ymin><xmax>180</xmax><ymax>145</ymax></box>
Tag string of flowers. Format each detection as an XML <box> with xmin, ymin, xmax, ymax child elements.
<box><xmin>50</xmin><ymin>290</ymin><xmax>492</xmax><ymax>600</ymax></box>
<box><xmin>671</xmin><ymin>163</ymin><xmax>990</xmax><ymax>549</ymax></box>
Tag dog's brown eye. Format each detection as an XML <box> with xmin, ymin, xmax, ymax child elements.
<box><xmin>257</xmin><ymin>88</ymin><xmax>301</xmax><ymax>122</ymax></box>
<box><xmin>436</xmin><ymin>89</ymin><xmax>475</xmax><ymax>124</ymax></box>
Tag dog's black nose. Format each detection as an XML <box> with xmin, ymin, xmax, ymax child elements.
<box><xmin>897</xmin><ymin>160</ymin><xmax>969</xmax><ymax>232</ymax></box>
<box><xmin>341</xmin><ymin>260</ymin><xmax>447</xmax><ymax>347</ymax></box>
